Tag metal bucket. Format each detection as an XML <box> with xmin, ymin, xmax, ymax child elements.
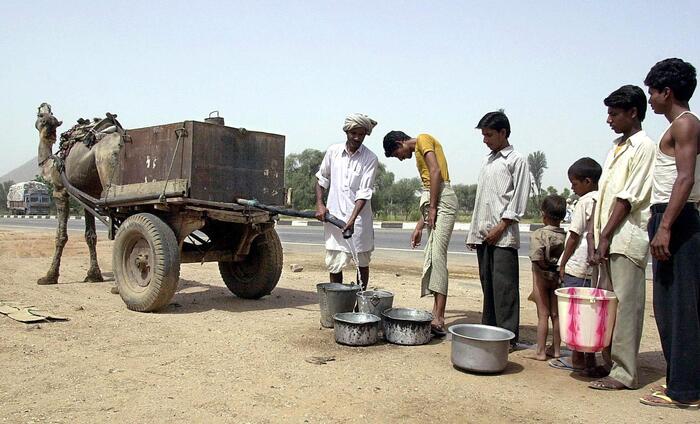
<box><xmin>382</xmin><ymin>308</ymin><xmax>433</xmax><ymax>345</ymax></box>
<box><xmin>333</xmin><ymin>312</ymin><xmax>381</xmax><ymax>346</ymax></box>
<box><xmin>356</xmin><ymin>290</ymin><xmax>394</xmax><ymax>319</ymax></box>
<box><xmin>448</xmin><ymin>324</ymin><xmax>515</xmax><ymax>373</ymax></box>
<box><xmin>317</xmin><ymin>283</ymin><xmax>361</xmax><ymax>328</ymax></box>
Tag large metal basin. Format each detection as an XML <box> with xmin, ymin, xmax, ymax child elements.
<box><xmin>333</xmin><ymin>312</ymin><xmax>381</xmax><ymax>346</ymax></box>
<box><xmin>448</xmin><ymin>324</ymin><xmax>514</xmax><ymax>373</ymax></box>
<box><xmin>382</xmin><ymin>308</ymin><xmax>433</xmax><ymax>345</ymax></box>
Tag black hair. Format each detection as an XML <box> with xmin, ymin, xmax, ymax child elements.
<box><xmin>604</xmin><ymin>85</ymin><xmax>647</xmax><ymax>122</ymax></box>
<box><xmin>541</xmin><ymin>195</ymin><xmax>567</xmax><ymax>221</ymax></box>
<box><xmin>382</xmin><ymin>130</ymin><xmax>411</xmax><ymax>157</ymax></box>
<box><xmin>644</xmin><ymin>58</ymin><xmax>697</xmax><ymax>102</ymax></box>
<box><xmin>476</xmin><ymin>110</ymin><xmax>510</xmax><ymax>137</ymax></box>
<box><xmin>568</xmin><ymin>157</ymin><xmax>602</xmax><ymax>183</ymax></box>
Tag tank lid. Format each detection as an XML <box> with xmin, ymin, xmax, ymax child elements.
<box><xmin>204</xmin><ymin>110</ymin><xmax>225</xmax><ymax>125</ymax></box>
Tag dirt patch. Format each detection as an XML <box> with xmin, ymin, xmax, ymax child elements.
<box><xmin>0</xmin><ymin>227</ymin><xmax>692</xmax><ymax>423</ymax></box>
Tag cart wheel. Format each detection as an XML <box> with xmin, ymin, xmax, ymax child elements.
<box><xmin>219</xmin><ymin>229</ymin><xmax>283</xmax><ymax>299</ymax></box>
<box><xmin>113</xmin><ymin>213</ymin><xmax>180</xmax><ymax>312</ymax></box>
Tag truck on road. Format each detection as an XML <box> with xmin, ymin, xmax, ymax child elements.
<box><xmin>6</xmin><ymin>181</ymin><xmax>51</xmax><ymax>215</ymax></box>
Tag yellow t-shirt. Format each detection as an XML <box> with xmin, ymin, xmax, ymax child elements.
<box><xmin>415</xmin><ymin>134</ymin><xmax>450</xmax><ymax>188</ymax></box>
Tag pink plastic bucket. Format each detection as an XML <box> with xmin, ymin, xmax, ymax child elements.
<box><xmin>555</xmin><ymin>287</ymin><xmax>618</xmax><ymax>353</ymax></box>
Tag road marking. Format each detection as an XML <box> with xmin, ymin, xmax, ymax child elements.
<box><xmin>279</xmin><ymin>241</ymin><xmax>533</xmax><ymax>259</ymax></box>
<box><xmin>274</xmin><ymin>231</ymin><xmax>320</xmax><ymax>236</ymax></box>
<box><xmin>0</xmin><ymin>222</ymin><xmax>651</xmax><ymax>265</ymax></box>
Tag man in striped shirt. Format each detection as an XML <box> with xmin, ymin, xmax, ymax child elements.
<box><xmin>467</xmin><ymin>111</ymin><xmax>531</xmax><ymax>347</ymax></box>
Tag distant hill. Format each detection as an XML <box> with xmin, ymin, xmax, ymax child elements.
<box><xmin>0</xmin><ymin>157</ymin><xmax>41</xmax><ymax>184</ymax></box>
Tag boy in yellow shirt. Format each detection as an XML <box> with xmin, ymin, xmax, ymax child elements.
<box><xmin>383</xmin><ymin>131</ymin><xmax>457</xmax><ymax>336</ymax></box>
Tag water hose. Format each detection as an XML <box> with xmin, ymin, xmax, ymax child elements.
<box><xmin>234</xmin><ymin>198</ymin><xmax>353</xmax><ymax>239</ymax></box>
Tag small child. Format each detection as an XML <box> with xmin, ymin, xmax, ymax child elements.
<box><xmin>556</xmin><ymin>157</ymin><xmax>604</xmax><ymax>376</ymax></box>
<box><xmin>527</xmin><ymin>195</ymin><xmax>567</xmax><ymax>360</ymax></box>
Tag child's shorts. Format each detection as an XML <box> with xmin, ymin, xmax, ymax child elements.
<box><xmin>562</xmin><ymin>274</ymin><xmax>592</xmax><ymax>288</ymax></box>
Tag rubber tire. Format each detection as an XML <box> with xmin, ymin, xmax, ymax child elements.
<box><xmin>219</xmin><ymin>229</ymin><xmax>283</xmax><ymax>299</ymax></box>
<box><xmin>113</xmin><ymin>213</ymin><xmax>180</xmax><ymax>312</ymax></box>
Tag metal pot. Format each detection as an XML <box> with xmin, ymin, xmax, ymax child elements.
<box><xmin>381</xmin><ymin>308</ymin><xmax>433</xmax><ymax>345</ymax></box>
<box><xmin>317</xmin><ymin>283</ymin><xmax>361</xmax><ymax>328</ymax></box>
<box><xmin>448</xmin><ymin>324</ymin><xmax>515</xmax><ymax>373</ymax></box>
<box><xmin>356</xmin><ymin>290</ymin><xmax>394</xmax><ymax>319</ymax></box>
<box><xmin>333</xmin><ymin>312</ymin><xmax>381</xmax><ymax>346</ymax></box>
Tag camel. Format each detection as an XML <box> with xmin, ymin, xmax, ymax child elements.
<box><xmin>35</xmin><ymin>103</ymin><xmax>125</xmax><ymax>285</ymax></box>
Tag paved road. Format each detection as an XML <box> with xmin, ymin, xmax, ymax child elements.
<box><xmin>0</xmin><ymin>217</ymin><xmax>533</xmax><ymax>258</ymax></box>
<box><xmin>0</xmin><ymin>217</ymin><xmax>655</xmax><ymax>276</ymax></box>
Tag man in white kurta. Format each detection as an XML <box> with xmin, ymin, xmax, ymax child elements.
<box><xmin>315</xmin><ymin>113</ymin><xmax>379</xmax><ymax>288</ymax></box>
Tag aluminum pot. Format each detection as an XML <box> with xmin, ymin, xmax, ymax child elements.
<box><xmin>356</xmin><ymin>290</ymin><xmax>394</xmax><ymax>319</ymax></box>
<box><xmin>317</xmin><ymin>283</ymin><xmax>362</xmax><ymax>328</ymax></box>
<box><xmin>382</xmin><ymin>308</ymin><xmax>433</xmax><ymax>345</ymax></box>
<box><xmin>333</xmin><ymin>312</ymin><xmax>381</xmax><ymax>346</ymax></box>
<box><xmin>448</xmin><ymin>324</ymin><xmax>515</xmax><ymax>373</ymax></box>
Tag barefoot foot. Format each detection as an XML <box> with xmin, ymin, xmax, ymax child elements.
<box><xmin>525</xmin><ymin>353</ymin><xmax>548</xmax><ymax>361</ymax></box>
<box><xmin>545</xmin><ymin>345</ymin><xmax>561</xmax><ymax>358</ymax></box>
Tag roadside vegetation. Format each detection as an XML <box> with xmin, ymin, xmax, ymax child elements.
<box><xmin>0</xmin><ymin>151</ymin><xmax>570</xmax><ymax>223</ymax></box>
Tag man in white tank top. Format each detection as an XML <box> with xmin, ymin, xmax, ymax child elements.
<box><xmin>640</xmin><ymin>58</ymin><xmax>700</xmax><ymax>409</ymax></box>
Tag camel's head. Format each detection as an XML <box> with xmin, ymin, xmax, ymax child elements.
<box><xmin>35</xmin><ymin>102</ymin><xmax>62</xmax><ymax>141</ymax></box>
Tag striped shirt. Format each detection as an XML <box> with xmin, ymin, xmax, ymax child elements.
<box><xmin>466</xmin><ymin>145</ymin><xmax>531</xmax><ymax>249</ymax></box>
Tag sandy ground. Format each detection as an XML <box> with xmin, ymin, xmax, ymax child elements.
<box><xmin>0</xmin><ymin>226</ymin><xmax>694</xmax><ymax>423</ymax></box>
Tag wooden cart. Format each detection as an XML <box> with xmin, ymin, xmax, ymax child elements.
<box><xmin>68</xmin><ymin>118</ymin><xmax>286</xmax><ymax>312</ymax></box>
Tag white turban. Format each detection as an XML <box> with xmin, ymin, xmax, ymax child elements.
<box><xmin>343</xmin><ymin>113</ymin><xmax>378</xmax><ymax>136</ymax></box>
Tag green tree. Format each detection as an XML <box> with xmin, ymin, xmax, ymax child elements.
<box><xmin>382</xmin><ymin>177</ymin><xmax>421</xmax><ymax>220</ymax></box>
<box><xmin>546</xmin><ymin>186</ymin><xmax>558</xmax><ymax>196</ymax></box>
<box><xmin>370</xmin><ymin>162</ymin><xmax>395</xmax><ymax>214</ymax></box>
<box><xmin>527</xmin><ymin>151</ymin><xmax>548</xmax><ymax>217</ymax></box>
<box><xmin>285</xmin><ymin>149</ymin><xmax>325</xmax><ymax>210</ymax></box>
<box><xmin>452</xmin><ymin>183</ymin><xmax>478</xmax><ymax>213</ymax></box>
<box><xmin>561</xmin><ymin>188</ymin><xmax>572</xmax><ymax>199</ymax></box>
<box><xmin>528</xmin><ymin>151</ymin><xmax>547</xmax><ymax>198</ymax></box>
<box><xmin>0</xmin><ymin>180</ymin><xmax>16</xmax><ymax>212</ymax></box>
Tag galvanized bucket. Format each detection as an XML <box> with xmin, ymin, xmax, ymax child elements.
<box><xmin>316</xmin><ymin>283</ymin><xmax>361</xmax><ymax>328</ymax></box>
<box><xmin>356</xmin><ymin>290</ymin><xmax>394</xmax><ymax>319</ymax></box>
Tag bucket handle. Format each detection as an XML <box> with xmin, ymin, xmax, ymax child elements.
<box><xmin>370</xmin><ymin>295</ymin><xmax>380</xmax><ymax>307</ymax></box>
<box><xmin>586</xmin><ymin>265</ymin><xmax>606</xmax><ymax>304</ymax></box>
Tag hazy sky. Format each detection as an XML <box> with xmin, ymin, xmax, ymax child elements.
<box><xmin>1</xmin><ymin>1</ymin><xmax>698</xmax><ymax>190</ymax></box>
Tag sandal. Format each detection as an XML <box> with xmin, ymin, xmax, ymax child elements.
<box><xmin>640</xmin><ymin>392</ymin><xmax>700</xmax><ymax>409</ymax></box>
<box><xmin>588</xmin><ymin>376</ymin><xmax>627</xmax><ymax>391</ymax></box>
<box><xmin>548</xmin><ymin>357</ymin><xmax>583</xmax><ymax>372</ymax></box>
<box><xmin>430</xmin><ymin>325</ymin><xmax>447</xmax><ymax>337</ymax></box>
<box><xmin>649</xmin><ymin>384</ymin><xmax>667</xmax><ymax>394</ymax></box>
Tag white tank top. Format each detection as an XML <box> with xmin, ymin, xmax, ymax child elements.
<box><xmin>651</xmin><ymin>110</ymin><xmax>700</xmax><ymax>204</ymax></box>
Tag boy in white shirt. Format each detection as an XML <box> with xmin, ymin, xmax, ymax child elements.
<box><xmin>556</xmin><ymin>157</ymin><xmax>604</xmax><ymax>375</ymax></box>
